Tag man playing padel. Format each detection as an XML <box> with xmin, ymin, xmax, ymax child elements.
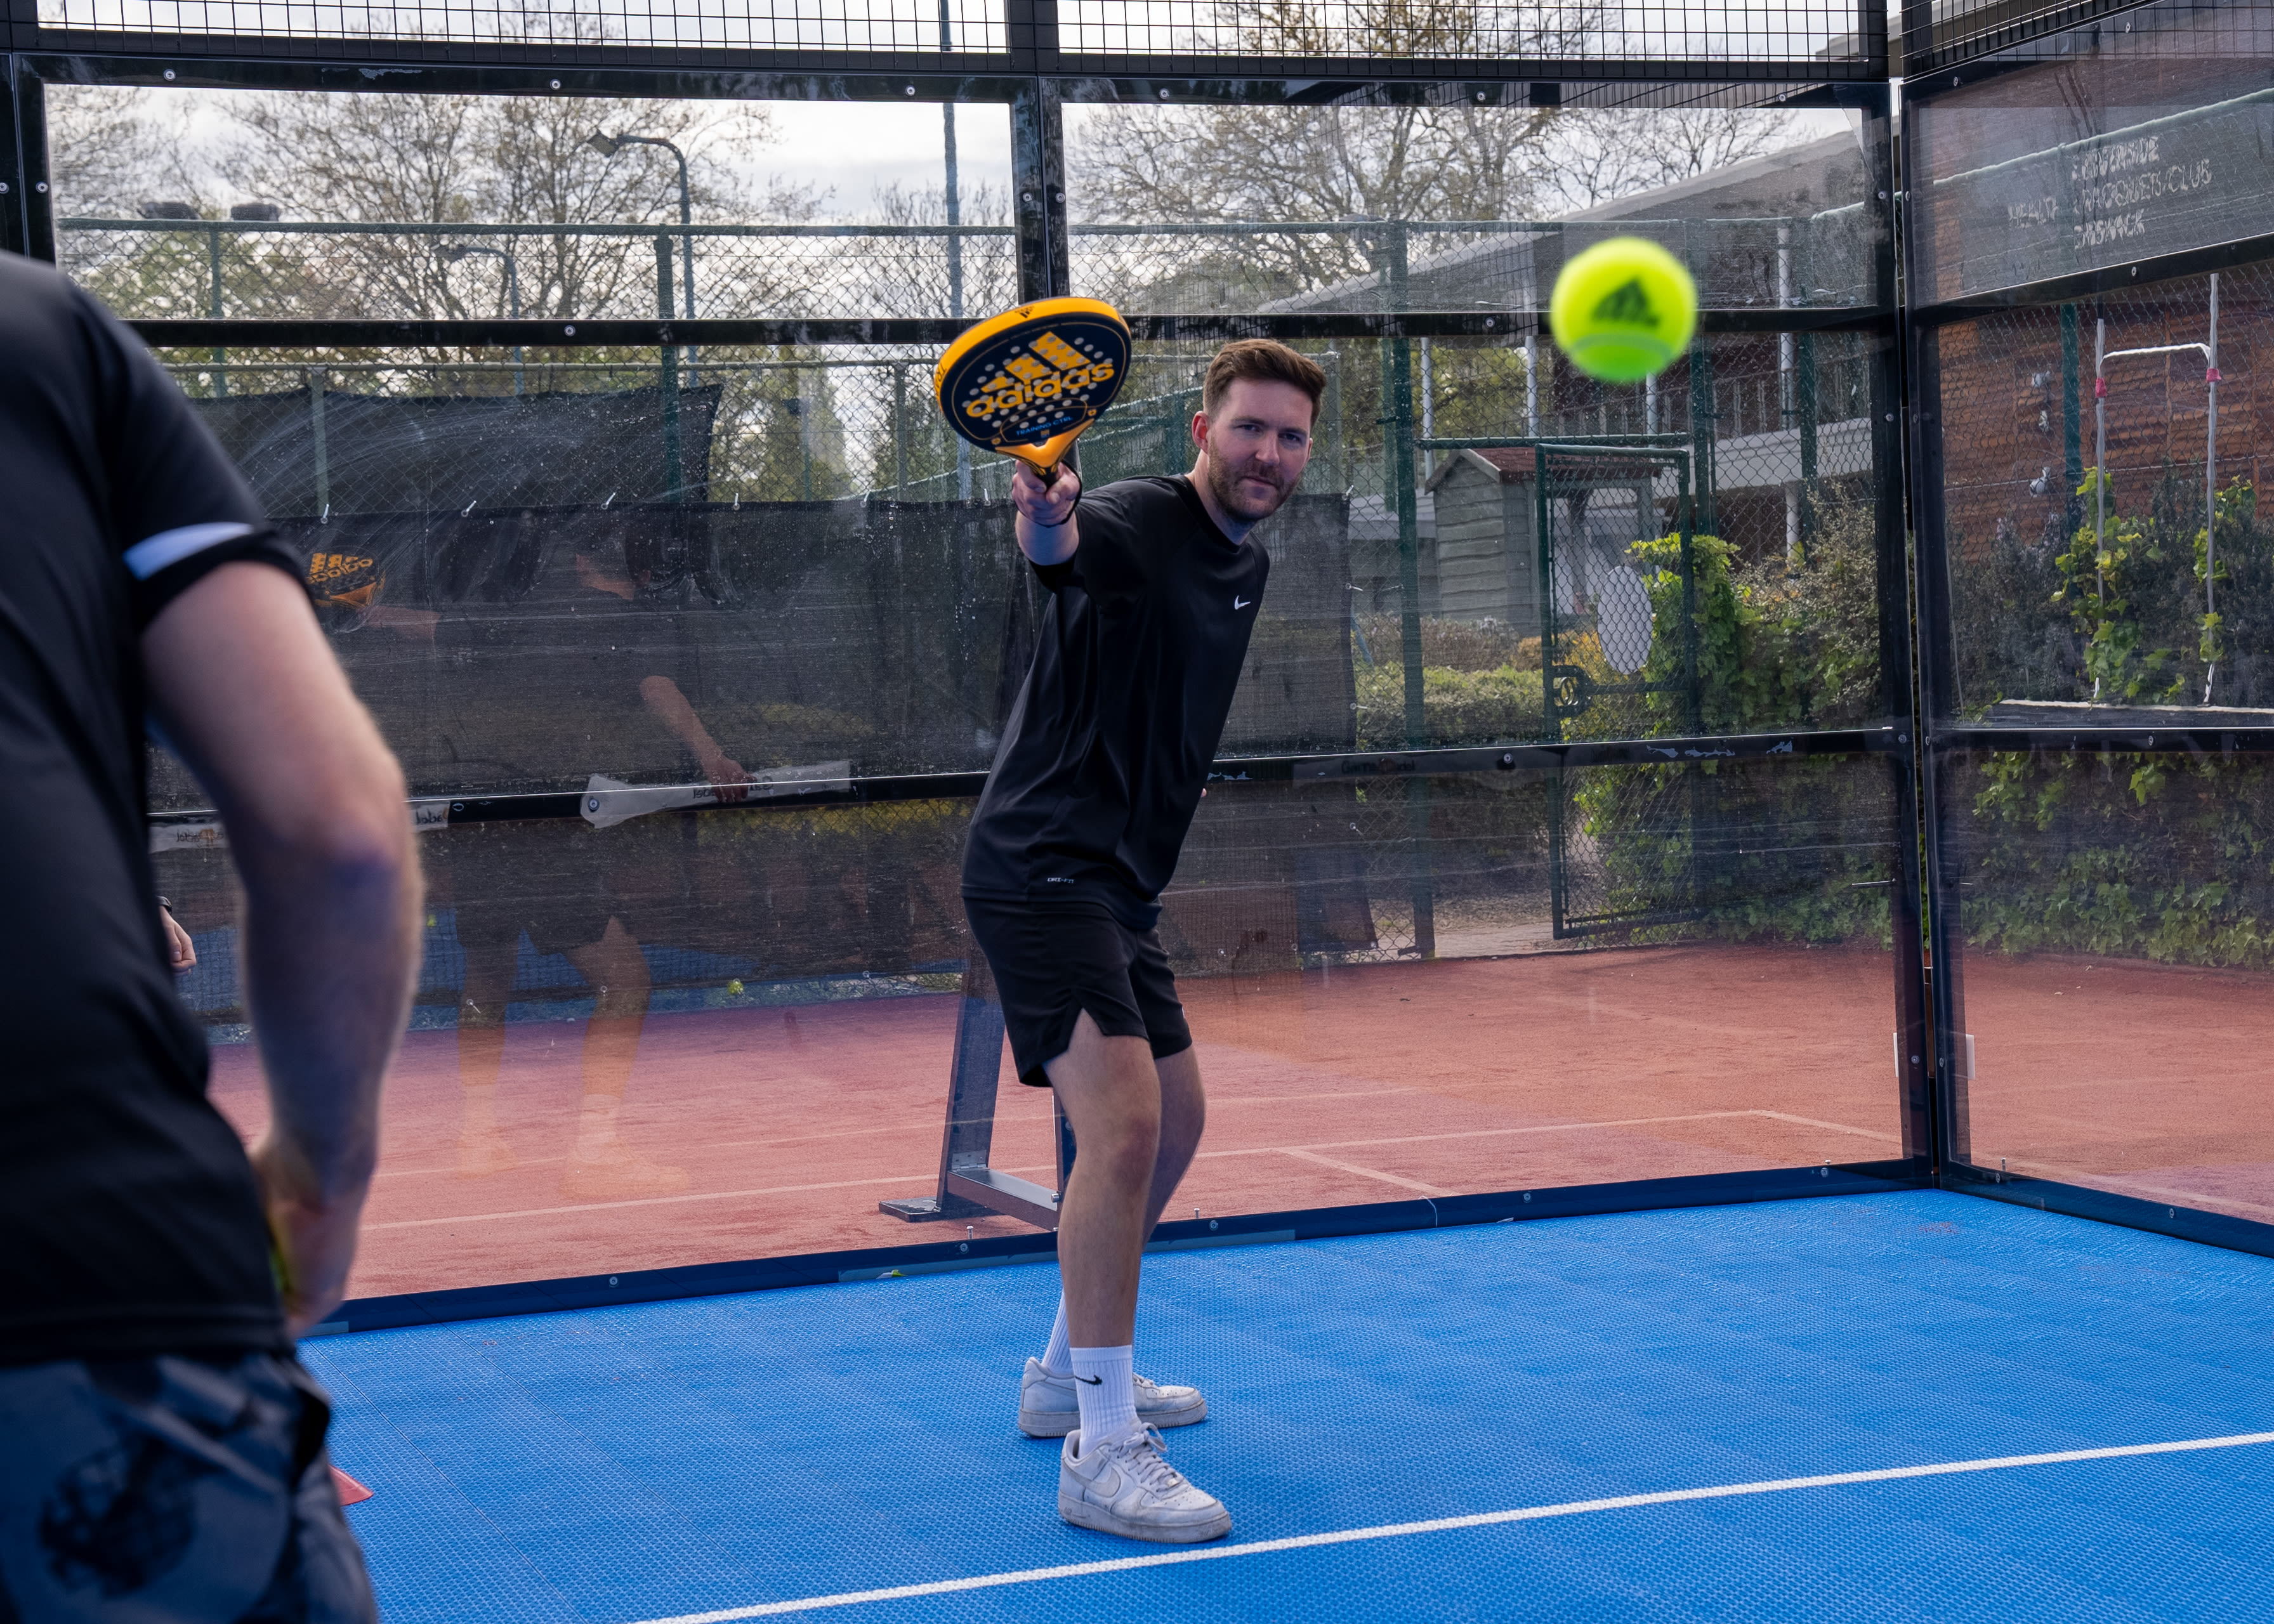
<box><xmin>962</xmin><ymin>338</ymin><xmax>1325</xmax><ymax>1543</ymax></box>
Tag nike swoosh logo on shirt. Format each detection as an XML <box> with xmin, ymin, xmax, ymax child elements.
<box><xmin>1233</xmin><ymin>596</ymin><xmax>1253</xmax><ymax>610</ymax></box>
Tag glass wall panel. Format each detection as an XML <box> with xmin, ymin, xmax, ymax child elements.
<box><xmin>1907</xmin><ymin>0</ymin><xmax>2274</xmax><ymax>306</ymax></box>
<box><xmin>46</xmin><ymin>86</ymin><xmax>1015</xmax><ymax>324</ymax></box>
<box><xmin>1066</xmin><ymin>90</ymin><xmax>1887</xmax><ymax>317</ymax></box>
<box><xmin>1926</xmin><ymin>265</ymin><xmax>2274</xmax><ymax>723</ymax></box>
<box><xmin>94</xmin><ymin>67</ymin><xmax>1919</xmax><ymax>1300</ymax></box>
<box><xmin>1934</xmin><ymin>742</ymin><xmax>2274</xmax><ymax>1226</ymax></box>
<box><xmin>159</xmin><ymin>750</ymin><xmax>1910</xmax><ymax>1299</ymax></box>
<box><xmin>1909</xmin><ymin>9</ymin><xmax>2274</xmax><ymax>1252</ymax></box>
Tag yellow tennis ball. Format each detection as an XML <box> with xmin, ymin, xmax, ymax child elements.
<box><xmin>1549</xmin><ymin>237</ymin><xmax>1698</xmax><ymax>383</ymax></box>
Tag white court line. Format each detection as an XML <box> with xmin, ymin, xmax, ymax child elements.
<box><xmin>629</xmin><ymin>1432</ymin><xmax>2274</xmax><ymax>1623</ymax></box>
<box><xmin>368</xmin><ymin>1110</ymin><xmax>1890</xmax><ymax>1229</ymax></box>
<box><xmin>1275</xmin><ymin>1147</ymin><xmax>1452</xmax><ymax>1196</ymax></box>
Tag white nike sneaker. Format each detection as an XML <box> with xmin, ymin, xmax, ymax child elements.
<box><xmin>1016</xmin><ymin>1358</ymin><xmax>1207</xmax><ymax>1438</ymax></box>
<box><xmin>1058</xmin><ymin>1425</ymin><xmax>1232</xmax><ymax>1544</ymax></box>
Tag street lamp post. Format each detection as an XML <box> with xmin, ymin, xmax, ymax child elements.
<box><xmin>939</xmin><ymin>0</ymin><xmax>970</xmax><ymax>499</ymax></box>
<box><xmin>587</xmin><ymin>131</ymin><xmax>699</xmax><ymax>383</ymax></box>
<box><xmin>442</xmin><ymin>242</ymin><xmax>524</xmax><ymax>395</ymax></box>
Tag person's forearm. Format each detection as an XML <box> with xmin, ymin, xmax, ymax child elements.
<box><xmin>235</xmin><ymin>806</ymin><xmax>421</xmax><ymax>1199</ymax></box>
<box><xmin>1018</xmin><ymin>510</ymin><xmax>1079</xmax><ymax>565</ymax></box>
<box><xmin>640</xmin><ymin>674</ymin><xmax>725</xmax><ymax>763</ymax></box>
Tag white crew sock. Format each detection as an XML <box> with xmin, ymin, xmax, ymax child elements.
<box><xmin>1070</xmin><ymin>1345</ymin><xmax>1137</xmax><ymax>1448</ymax></box>
<box><xmin>1041</xmin><ymin>1294</ymin><xmax>1074</xmax><ymax>1377</ymax></box>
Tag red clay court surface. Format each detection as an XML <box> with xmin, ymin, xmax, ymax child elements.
<box><xmin>204</xmin><ymin>940</ymin><xmax>2274</xmax><ymax>1300</ymax></box>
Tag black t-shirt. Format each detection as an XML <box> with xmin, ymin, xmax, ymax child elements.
<box><xmin>0</xmin><ymin>254</ymin><xmax>305</xmax><ymax>1365</ymax></box>
<box><xmin>962</xmin><ymin>475</ymin><xmax>1268</xmax><ymax>927</ymax></box>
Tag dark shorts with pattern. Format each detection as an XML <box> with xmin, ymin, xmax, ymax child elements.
<box><xmin>0</xmin><ymin>1351</ymin><xmax>376</xmax><ymax>1623</ymax></box>
<box><xmin>963</xmin><ymin>897</ymin><xmax>1193</xmax><ymax>1087</ymax></box>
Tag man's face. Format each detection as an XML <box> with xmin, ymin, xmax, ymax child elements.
<box><xmin>1194</xmin><ymin>378</ymin><xmax>1315</xmax><ymax>525</ymax></box>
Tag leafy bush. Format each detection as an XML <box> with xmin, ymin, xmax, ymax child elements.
<box><xmin>1953</xmin><ymin>467</ymin><xmax>2274</xmax><ymax>713</ymax></box>
<box><xmin>1962</xmin><ymin>747</ymin><xmax>2274</xmax><ymax>969</ymax></box>
<box><xmin>1572</xmin><ymin>494</ymin><xmax>1893</xmax><ymax>948</ymax></box>
<box><xmin>1353</xmin><ymin>662</ymin><xmax>1544</xmax><ymax>749</ymax></box>
<box><xmin>1355</xmin><ymin>612</ymin><xmax>1539</xmax><ymax>674</ymax></box>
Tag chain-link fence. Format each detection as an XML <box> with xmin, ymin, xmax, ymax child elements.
<box><xmin>36</xmin><ymin>0</ymin><xmax>1880</xmax><ymax>67</ymax></box>
<box><xmin>1560</xmin><ymin>753</ymin><xmax>1900</xmax><ymax>941</ymax></box>
<box><xmin>36</xmin><ymin>0</ymin><xmax>1011</xmax><ymax>53</ymax></box>
<box><xmin>63</xmin><ymin>219</ymin><xmax>1022</xmax><ymax>325</ymax></box>
<box><xmin>63</xmin><ymin>209</ymin><xmax>1881</xmax><ymax>324</ymax></box>
<box><xmin>1935</xmin><ymin>261</ymin><xmax>2274</xmax><ymax>719</ymax></box>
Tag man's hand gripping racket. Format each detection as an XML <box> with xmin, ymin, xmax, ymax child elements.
<box><xmin>933</xmin><ymin>298</ymin><xmax>1131</xmax><ymax>525</ymax></box>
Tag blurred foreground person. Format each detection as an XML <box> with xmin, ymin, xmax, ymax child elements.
<box><xmin>0</xmin><ymin>254</ymin><xmax>421</xmax><ymax>1620</ymax></box>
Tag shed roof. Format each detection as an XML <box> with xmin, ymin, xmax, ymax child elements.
<box><xmin>1423</xmin><ymin>445</ymin><xmax>1664</xmax><ymax>493</ymax></box>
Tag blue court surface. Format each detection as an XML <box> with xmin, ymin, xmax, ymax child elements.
<box><xmin>306</xmin><ymin>1190</ymin><xmax>2274</xmax><ymax>1621</ymax></box>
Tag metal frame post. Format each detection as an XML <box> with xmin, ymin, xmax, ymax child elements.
<box><xmin>308</xmin><ymin>365</ymin><xmax>329</xmax><ymax>521</ymax></box>
<box><xmin>656</xmin><ymin>233</ymin><xmax>683</xmax><ymax>502</ymax></box>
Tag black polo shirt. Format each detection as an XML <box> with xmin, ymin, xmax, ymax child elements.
<box><xmin>0</xmin><ymin>254</ymin><xmax>305</xmax><ymax>1365</ymax></box>
<box><xmin>962</xmin><ymin>475</ymin><xmax>1269</xmax><ymax>928</ymax></box>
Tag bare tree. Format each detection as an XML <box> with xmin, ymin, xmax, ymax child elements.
<box><xmin>862</xmin><ymin>178</ymin><xmax>1016</xmax><ymax>319</ymax></box>
<box><xmin>1534</xmin><ymin>107</ymin><xmax>1813</xmax><ymax>212</ymax></box>
<box><xmin>213</xmin><ymin>91</ymin><xmax>823</xmax><ymax>321</ymax></box>
<box><xmin>42</xmin><ymin>86</ymin><xmax>199</xmax><ymax>218</ymax></box>
<box><xmin>1071</xmin><ymin>0</ymin><xmax>1603</xmax><ymax>300</ymax></box>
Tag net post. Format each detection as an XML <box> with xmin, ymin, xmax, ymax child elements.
<box><xmin>883</xmin><ymin>950</ymin><xmax>1004</xmax><ymax>1224</ymax></box>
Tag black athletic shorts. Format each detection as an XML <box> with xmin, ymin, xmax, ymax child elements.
<box><xmin>963</xmin><ymin>898</ymin><xmax>1193</xmax><ymax>1087</ymax></box>
<box><xmin>0</xmin><ymin>1351</ymin><xmax>376</xmax><ymax>1621</ymax></box>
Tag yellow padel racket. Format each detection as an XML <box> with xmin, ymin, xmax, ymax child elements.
<box><xmin>933</xmin><ymin>297</ymin><xmax>1131</xmax><ymax>487</ymax></box>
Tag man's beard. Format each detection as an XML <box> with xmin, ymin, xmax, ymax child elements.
<box><xmin>1203</xmin><ymin>447</ymin><xmax>1292</xmax><ymax>524</ymax></box>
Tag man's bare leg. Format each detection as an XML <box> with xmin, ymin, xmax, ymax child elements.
<box><xmin>1046</xmin><ymin>1011</ymin><xmax>1164</xmax><ymax>1350</ymax></box>
<box><xmin>1044</xmin><ymin>1013</ymin><xmax>1231</xmax><ymax>1542</ymax></box>
<box><xmin>1025</xmin><ymin>1037</ymin><xmax>1212</xmax><ymax>1440</ymax></box>
<box><xmin>452</xmin><ymin>917</ymin><xmax>520</xmax><ymax>1178</ymax></box>
<box><xmin>560</xmin><ymin>919</ymin><xmax>687</xmax><ymax>1197</ymax></box>
<box><xmin>1147</xmin><ymin>1045</ymin><xmax>1207</xmax><ymax>1233</ymax></box>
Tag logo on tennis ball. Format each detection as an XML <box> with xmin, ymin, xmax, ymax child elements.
<box><xmin>1592</xmin><ymin>279</ymin><xmax>1657</xmax><ymax>328</ymax></box>
<box><xmin>1549</xmin><ymin>237</ymin><xmax>1699</xmax><ymax>384</ymax></box>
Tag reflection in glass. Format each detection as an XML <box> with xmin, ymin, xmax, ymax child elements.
<box><xmin>1907</xmin><ymin>0</ymin><xmax>2274</xmax><ymax>305</ymax></box>
<box><xmin>1939</xmin><ymin>745</ymin><xmax>2274</xmax><ymax>1226</ymax></box>
<box><xmin>158</xmin><ymin>752</ymin><xmax>1907</xmax><ymax>1298</ymax></box>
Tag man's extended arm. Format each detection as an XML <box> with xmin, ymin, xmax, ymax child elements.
<box><xmin>143</xmin><ymin>561</ymin><xmax>423</xmax><ymax>1336</ymax></box>
<box><xmin>640</xmin><ymin>674</ymin><xmax>748</xmax><ymax>802</ymax></box>
<box><xmin>1011</xmin><ymin>463</ymin><xmax>1082</xmax><ymax>565</ymax></box>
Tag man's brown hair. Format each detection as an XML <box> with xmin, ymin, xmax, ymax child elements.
<box><xmin>1202</xmin><ymin>339</ymin><xmax>1328</xmax><ymax>424</ymax></box>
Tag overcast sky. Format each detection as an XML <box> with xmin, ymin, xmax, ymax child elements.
<box><xmin>768</xmin><ymin>100</ymin><xmax>1016</xmax><ymax>214</ymax></box>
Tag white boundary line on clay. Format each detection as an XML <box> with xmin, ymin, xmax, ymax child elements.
<box><xmin>372</xmin><ymin>1108</ymin><xmax>1894</xmax><ymax>1230</ymax></box>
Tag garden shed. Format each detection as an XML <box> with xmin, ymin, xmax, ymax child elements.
<box><xmin>1423</xmin><ymin>447</ymin><xmax>1545</xmax><ymax>629</ymax></box>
